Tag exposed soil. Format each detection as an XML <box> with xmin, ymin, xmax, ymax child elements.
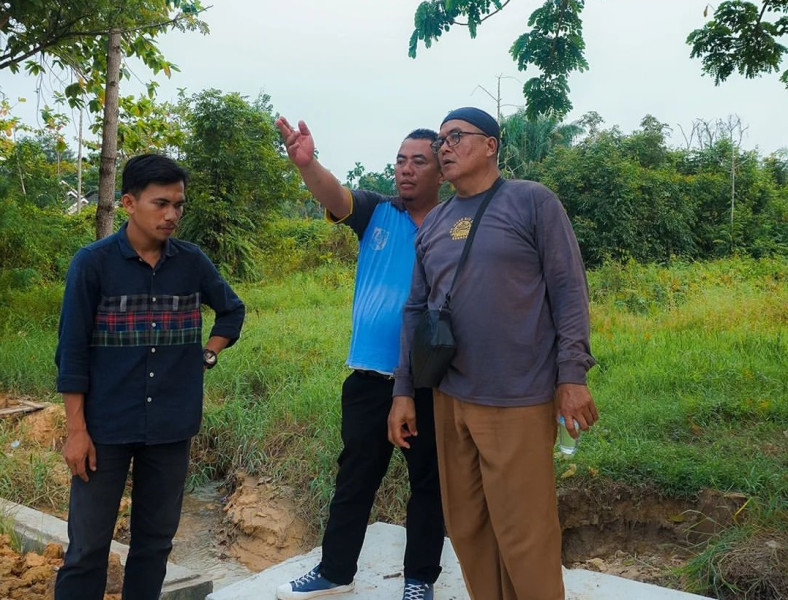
<box><xmin>220</xmin><ymin>471</ymin><xmax>309</xmax><ymax>571</ymax></box>
<box><xmin>2</xmin><ymin>396</ymin><xmax>785</xmax><ymax>599</ymax></box>
<box><xmin>0</xmin><ymin>535</ymin><xmax>123</xmax><ymax>600</ymax></box>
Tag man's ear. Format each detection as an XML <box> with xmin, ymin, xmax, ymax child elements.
<box><xmin>486</xmin><ymin>137</ymin><xmax>499</xmax><ymax>157</ymax></box>
<box><xmin>120</xmin><ymin>193</ymin><xmax>136</xmax><ymax>213</ymax></box>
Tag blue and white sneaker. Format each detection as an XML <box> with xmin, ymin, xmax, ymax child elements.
<box><xmin>276</xmin><ymin>565</ymin><xmax>355</xmax><ymax>599</ymax></box>
<box><xmin>402</xmin><ymin>578</ymin><xmax>434</xmax><ymax>600</ymax></box>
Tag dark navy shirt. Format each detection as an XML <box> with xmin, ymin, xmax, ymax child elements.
<box><xmin>55</xmin><ymin>222</ymin><xmax>245</xmax><ymax>444</ymax></box>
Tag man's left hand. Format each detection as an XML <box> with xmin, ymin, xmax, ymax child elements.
<box><xmin>388</xmin><ymin>396</ymin><xmax>417</xmax><ymax>449</ymax></box>
<box><xmin>555</xmin><ymin>383</ymin><xmax>598</xmax><ymax>439</ymax></box>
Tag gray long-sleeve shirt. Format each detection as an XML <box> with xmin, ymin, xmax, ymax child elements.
<box><xmin>393</xmin><ymin>179</ymin><xmax>595</xmax><ymax>406</ymax></box>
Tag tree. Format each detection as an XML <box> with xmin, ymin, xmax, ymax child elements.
<box><xmin>1</xmin><ymin>0</ymin><xmax>208</xmax><ymax>238</ymax></box>
<box><xmin>539</xmin><ymin>128</ymin><xmax>699</xmax><ymax>265</ymax></box>
<box><xmin>622</xmin><ymin>115</ymin><xmax>673</xmax><ymax>169</ymax></box>
<box><xmin>177</xmin><ymin>89</ymin><xmax>302</xmax><ymax>279</ymax></box>
<box><xmin>498</xmin><ymin>108</ymin><xmax>583</xmax><ymax>178</ymax></box>
<box><xmin>410</xmin><ymin>0</ymin><xmax>587</xmax><ymax>119</ymax></box>
<box><xmin>687</xmin><ymin>0</ymin><xmax>788</xmax><ymax>87</ymax></box>
<box><xmin>408</xmin><ymin>1</ymin><xmax>787</xmax><ymax>119</ymax></box>
<box><xmin>345</xmin><ymin>162</ymin><xmax>397</xmax><ymax>195</ymax></box>
<box><xmin>0</xmin><ymin>1</ymin><xmax>206</xmax><ymax>75</ymax></box>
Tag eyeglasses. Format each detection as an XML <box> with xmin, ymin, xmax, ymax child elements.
<box><xmin>431</xmin><ymin>131</ymin><xmax>490</xmax><ymax>154</ymax></box>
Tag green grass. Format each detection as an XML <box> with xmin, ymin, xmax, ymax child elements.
<box><xmin>0</xmin><ymin>256</ymin><xmax>785</xmax><ymax>595</ymax></box>
<box><xmin>0</xmin><ymin>511</ymin><xmax>23</xmax><ymax>552</ymax></box>
<box><xmin>582</xmin><ymin>259</ymin><xmax>786</xmax><ymax>498</ymax></box>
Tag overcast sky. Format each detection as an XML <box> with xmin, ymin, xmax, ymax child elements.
<box><xmin>3</xmin><ymin>0</ymin><xmax>787</xmax><ymax>178</ymax></box>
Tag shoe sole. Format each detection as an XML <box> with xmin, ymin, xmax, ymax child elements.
<box><xmin>276</xmin><ymin>582</ymin><xmax>355</xmax><ymax>600</ymax></box>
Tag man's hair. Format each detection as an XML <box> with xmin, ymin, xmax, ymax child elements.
<box><xmin>404</xmin><ymin>128</ymin><xmax>438</xmax><ymax>143</ymax></box>
<box><xmin>121</xmin><ymin>153</ymin><xmax>189</xmax><ymax>196</ymax></box>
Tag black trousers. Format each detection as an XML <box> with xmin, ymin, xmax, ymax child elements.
<box><xmin>320</xmin><ymin>371</ymin><xmax>444</xmax><ymax>585</ymax></box>
<box><xmin>54</xmin><ymin>440</ymin><xmax>190</xmax><ymax>600</ymax></box>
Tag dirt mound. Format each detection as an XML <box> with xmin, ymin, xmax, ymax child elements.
<box><xmin>1</xmin><ymin>399</ymin><xmax>66</xmax><ymax>451</ymax></box>
<box><xmin>17</xmin><ymin>404</ymin><xmax>67</xmax><ymax>450</ymax></box>
<box><xmin>221</xmin><ymin>472</ymin><xmax>309</xmax><ymax>571</ymax></box>
<box><xmin>0</xmin><ymin>534</ymin><xmax>122</xmax><ymax>600</ymax></box>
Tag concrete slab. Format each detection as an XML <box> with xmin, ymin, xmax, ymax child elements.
<box><xmin>0</xmin><ymin>497</ymin><xmax>213</xmax><ymax>600</ymax></box>
<box><xmin>208</xmin><ymin>522</ymin><xmax>716</xmax><ymax>600</ymax></box>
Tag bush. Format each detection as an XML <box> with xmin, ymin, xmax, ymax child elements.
<box><xmin>257</xmin><ymin>217</ymin><xmax>357</xmax><ymax>278</ymax></box>
<box><xmin>0</xmin><ymin>198</ymin><xmax>94</xmax><ymax>285</ymax></box>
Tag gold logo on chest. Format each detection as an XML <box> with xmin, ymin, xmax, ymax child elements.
<box><xmin>450</xmin><ymin>217</ymin><xmax>473</xmax><ymax>240</ymax></box>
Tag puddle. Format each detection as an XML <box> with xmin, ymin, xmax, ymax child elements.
<box><xmin>170</xmin><ymin>482</ymin><xmax>254</xmax><ymax>590</ymax></box>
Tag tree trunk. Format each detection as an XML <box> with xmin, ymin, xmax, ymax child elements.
<box><xmin>95</xmin><ymin>28</ymin><xmax>122</xmax><ymax>240</ymax></box>
<box><xmin>77</xmin><ymin>109</ymin><xmax>83</xmax><ymax>213</ymax></box>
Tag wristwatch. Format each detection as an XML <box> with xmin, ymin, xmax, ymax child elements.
<box><xmin>203</xmin><ymin>348</ymin><xmax>218</xmax><ymax>370</ymax></box>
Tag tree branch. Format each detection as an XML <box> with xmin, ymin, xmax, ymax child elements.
<box><xmin>0</xmin><ymin>7</ymin><xmax>209</xmax><ymax>71</ymax></box>
<box><xmin>452</xmin><ymin>0</ymin><xmax>511</xmax><ymax>27</ymax></box>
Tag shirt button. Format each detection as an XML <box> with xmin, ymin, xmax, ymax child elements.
<box><xmin>151</xmin><ymin>347</ymin><xmax>156</xmax><ymax>353</ymax></box>
<box><xmin>152</xmin><ymin>322</ymin><xmax>157</xmax><ymax>328</ymax></box>
<box><xmin>147</xmin><ymin>397</ymin><xmax>152</xmax><ymax>403</ymax></box>
<box><xmin>149</xmin><ymin>372</ymin><xmax>154</xmax><ymax>378</ymax></box>
<box><xmin>152</xmin><ymin>297</ymin><xmax>157</xmax><ymax>302</ymax></box>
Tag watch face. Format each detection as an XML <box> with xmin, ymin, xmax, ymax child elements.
<box><xmin>203</xmin><ymin>349</ymin><xmax>217</xmax><ymax>367</ymax></box>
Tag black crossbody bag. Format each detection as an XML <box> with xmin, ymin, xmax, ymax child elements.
<box><xmin>410</xmin><ymin>178</ymin><xmax>505</xmax><ymax>388</ymax></box>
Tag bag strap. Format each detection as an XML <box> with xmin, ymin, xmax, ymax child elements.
<box><xmin>442</xmin><ymin>177</ymin><xmax>505</xmax><ymax>310</ymax></box>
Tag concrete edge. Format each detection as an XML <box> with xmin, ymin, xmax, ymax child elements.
<box><xmin>0</xmin><ymin>497</ymin><xmax>213</xmax><ymax>600</ymax></box>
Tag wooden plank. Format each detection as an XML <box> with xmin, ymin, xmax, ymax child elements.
<box><xmin>0</xmin><ymin>399</ymin><xmax>47</xmax><ymax>418</ymax></box>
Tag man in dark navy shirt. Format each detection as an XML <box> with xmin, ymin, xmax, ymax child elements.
<box><xmin>54</xmin><ymin>154</ymin><xmax>245</xmax><ymax>600</ymax></box>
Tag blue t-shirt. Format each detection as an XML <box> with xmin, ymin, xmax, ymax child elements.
<box><xmin>331</xmin><ymin>190</ymin><xmax>418</xmax><ymax>374</ymax></box>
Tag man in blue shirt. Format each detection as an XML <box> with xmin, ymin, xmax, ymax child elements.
<box><xmin>54</xmin><ymin>154</ymin><xmax>245</xmax><ymax>600</ymax></box>
<box><xmin>274</xmin><ymin>117</ymin><xmax>445</xmax><ymax>600</ymax></box>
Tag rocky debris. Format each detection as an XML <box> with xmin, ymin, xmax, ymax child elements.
<box><xmin>0</xmin><ymin>533</ymin><xmax>124</xmax><ymax>600</ymax></box>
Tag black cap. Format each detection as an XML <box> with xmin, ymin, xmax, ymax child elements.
<box><xmin>441</xmin><ymin>107</ymin><xmax>500</xmax><ymax>141</ymax></box>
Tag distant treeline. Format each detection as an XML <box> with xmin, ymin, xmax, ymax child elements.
<box><xmin>1</xmin><ymin>91</ymin><xmax>785</xmax><ymax>288</ymax></box>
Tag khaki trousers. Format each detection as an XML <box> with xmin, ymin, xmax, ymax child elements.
<box><xmin>433</xmin><ymin>390</ymin><xmax>564</xmax><ymax>600</ymax></box>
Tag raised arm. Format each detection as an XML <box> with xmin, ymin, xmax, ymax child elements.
<box><xmin>275</xmin><ymin>117</ymin><xmax>351</xmax><ymax>219</ymax></box>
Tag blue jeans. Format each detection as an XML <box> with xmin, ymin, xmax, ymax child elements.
<box><xmin>54</xmin><ymin>440</ymin><xmax>190</xmax><ymax>600</ymax></box>
<box><xmin>320</xmin><ymin>371</ymin><xmax>444</xmax><ymax>585</ymax></box>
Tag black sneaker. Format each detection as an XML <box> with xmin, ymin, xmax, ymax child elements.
<box><xmin>402</xmin><ymin>578</ymin><xmax>434</xmax><ymax>600</ymax></box>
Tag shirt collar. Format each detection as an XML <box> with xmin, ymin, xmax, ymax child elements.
<box><xmin>116</xmin><ymin>221</ymin><xmax>177</xmax><ymax>260</ymax></box>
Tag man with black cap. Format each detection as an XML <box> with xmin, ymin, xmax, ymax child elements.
<box><xmin>389</xmin><ymin>107</ymin><xmax>598</xmax><ymax>600</ymax></box>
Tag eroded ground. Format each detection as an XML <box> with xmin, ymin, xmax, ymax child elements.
<box><xmin>1</xmin><ymin>396</ymin><xmax>785</xmax><ymax>599</ymax></box>
<box><xmin>0</xmin><ymin>535</ymin><xmax>123</xmax><ymax>600</ymax></box>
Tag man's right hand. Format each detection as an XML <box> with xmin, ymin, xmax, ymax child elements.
<box><xmin>388</xmin><ymin>395</ymin><xmax>417</xmax><ymax>449</ymax></box>
<box><xmin>62</xmin><ymin>429</ymin><xmax>96</xmax><ymax>482</ymax></box>
<box><xmin>275</xmin><ymin>117</ymin><xmax>315</xmax><ymax>168</ymax></box>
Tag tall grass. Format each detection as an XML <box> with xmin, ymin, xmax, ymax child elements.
<box><xmin>0</xmin><ymin>512</ymin><xmax>23</xmax><ymax>552</ymax></box>
<box><xmin>0</xmin><ymin>256</ymin><xmax>785</xmax><ymax>593</ymax></box>
<box><xmin>584</xmin><ymin>258</ymin><xmax>786</xmax><ymax>498</ymax></box>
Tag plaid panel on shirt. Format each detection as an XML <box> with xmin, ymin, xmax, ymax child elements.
<box><xmin>92</xmin><ymin>292</ymin><xmax>202</xmax><ymax>347</ymax></box>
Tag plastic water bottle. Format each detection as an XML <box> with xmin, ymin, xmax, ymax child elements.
<box><xmin>557</xmin><ymin>416</ymin><xmax>580</xmax><ymax>455</ymax></box>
